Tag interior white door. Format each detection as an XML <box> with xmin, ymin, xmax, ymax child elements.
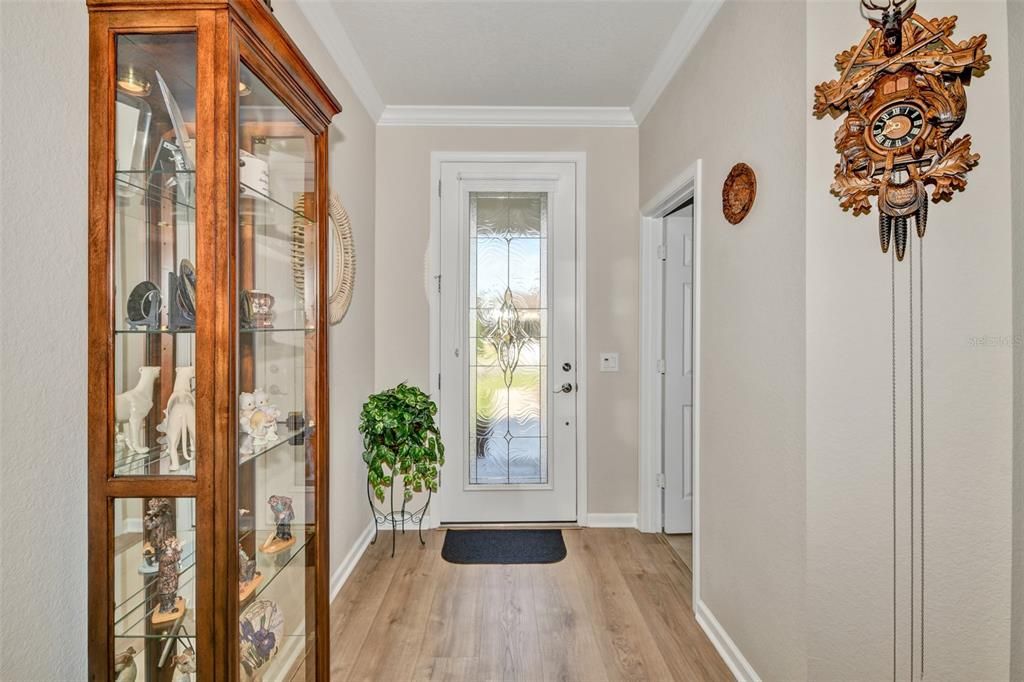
<box><xmin>663</xmin><ymin>207</ymin><xmax>694</xmax><ymax>534</ymax></box>
<box><xmin>437</xmin><ymin>161</ymin><xmax>578</xmax><ymax>523</ymax></box>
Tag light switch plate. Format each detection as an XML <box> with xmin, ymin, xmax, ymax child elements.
<box><xmin>599</xmin><ymin>352</ymin><xmax>619</xmax><ymax>372</ymax></box>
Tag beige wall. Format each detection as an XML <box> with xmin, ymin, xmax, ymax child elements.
<box><xmin>1010</xmin><ymin>0</ymin><xmax>1024</xmax><ymax>676</ymax></box>
<box><xmin>0</xmin><ymin>2</ymin><xmax>90</xmax><ymax>678</ymax></box>
<box><xmin>273</xmin><ymin>0</ymin><xmax>378</xmax><ymax>597</ymax></box>
<box><xmin>375</xmin><ymin>126</ymin><xmax>640</xmax><ymax>514</ymax></box>
<box><xmin>639</xmin><ymin>2</ymin><xmax>808</xmax><ymax>680</ymax></box>
<box><xmin>807</xmin><ymin>1</ymin><xmax>1013</xmax><ymax>679</ymax></box>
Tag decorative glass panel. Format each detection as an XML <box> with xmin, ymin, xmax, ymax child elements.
<box><xmin>469</xmin><ymin>193</ymin><xmax>548</xmax><ymax>485</ymax></box>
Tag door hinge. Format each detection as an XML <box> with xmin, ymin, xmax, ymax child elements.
<box><xmin>438</xmin><ymin>179</ymin><xmax>442</xmax><ymax>197</ymax></box>
<box><xmin>656</xmin><ymin>358</ymin><xmax>666</xmax><ymax>374</ymax></box>
<box><xmin>436</xmin><ymin>274</ymin><xmax>442</xmax><ymax>293</ymax></box>
<box><xmin>437</xmin><ymin>373</ymin><xmax>442</xmax><ymax>390</ymax></box>
<box><xmin>656</xmin><ymin>473</ymin><xmax>666</xmax><ymax>489</ymax></box>
<box><xmin>657</xmin><ymin>244</ymin><xmax>667</xmax><ymax>261</ymax></box>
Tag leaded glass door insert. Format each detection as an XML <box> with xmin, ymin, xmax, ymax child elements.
<box><xmin>437</xmin><ymin>159</ymin><xmax>578</xmax><ymax>523</ymax></box>
<box><xmin>470</xmin><ymin>193</ymin><xmax>548</xmax><ymax>485</ymax></box>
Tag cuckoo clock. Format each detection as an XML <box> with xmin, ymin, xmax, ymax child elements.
<box><xmin>813</xmin><ymin>0</ymin><xmax>990</xmax><ymax>260</ymax></box>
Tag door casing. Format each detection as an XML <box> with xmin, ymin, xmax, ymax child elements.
<box><xmin>428</xmin><ymin>151</ymin><xmax>588</xmax><ymax>526</ymax></box>
<box><xmin>638</xmin><ymin>159</ymin><xmax>704</xmax><ymax>607</ymax></box>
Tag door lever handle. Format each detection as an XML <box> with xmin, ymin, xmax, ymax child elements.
<box><xmin>554</xmin><ymin>382</ymin><xmax>574</xmax><ymax>394</ymax></box>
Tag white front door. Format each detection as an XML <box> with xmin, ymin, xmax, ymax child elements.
<box><xmin>437</xmin><ymin>161</ymin><xmax>578</xmax><ymax>523</ymax></box>
<box><xmin>663</xmin><ymin>207</ymin><xmax>694</xmax><ymax>533</ymax></box>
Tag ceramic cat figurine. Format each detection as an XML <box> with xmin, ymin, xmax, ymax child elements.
<box><xmin>239</xmin><ymin>392</ymin><xmax>256</xmax><ymax>455</ymax></box>
<box><xmin>115</xmin><ymin>366</ymin><xmax>160</xmax><ymax>454</ymax></box>
<box><xmin>113</xmin><ymin>647</ymin><xmax>137</xmax><ymax>682</ymax></box>
<box><xmin>251</xmin><ymin>388</ymin><xmax>280</xmax><ymax>445</ymax></box>
<box><xmin>172</xmin><ymin>649</ymin><xmax>196</xmax><ymax>682</ymax></box>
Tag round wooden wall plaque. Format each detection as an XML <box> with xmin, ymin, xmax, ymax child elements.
<box><xmin>722</xmin><ymin>163</ymin><xmax>757</xmax><ymax>225</ymax></box>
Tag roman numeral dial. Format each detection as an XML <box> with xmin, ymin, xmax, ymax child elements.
<box><xmin>871</xmin><ymin>103</ymin><xmax>925</xmax><ymax>150</ymax></box>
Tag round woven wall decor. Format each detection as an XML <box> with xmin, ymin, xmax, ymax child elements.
<box><xmin>722</xmin><ymin>162</ymin><xmax>757</xmax><ymax>225</ymax></box>
<box><xmin>292</xmin><ymin>193</ymin><xmax>356</xmax><ymax>325</ymax></box>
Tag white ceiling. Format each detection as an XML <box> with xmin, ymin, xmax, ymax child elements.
<box><xmin>326</xmin><ymin>1</ymin><xmax>693</xmax><ymax>108</ymax></box>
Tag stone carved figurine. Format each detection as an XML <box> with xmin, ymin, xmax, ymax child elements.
<box><xmin>261</xmin><ymin>495</ymin><xmax>295</xmax><ymax>554</ymax></box>
<box><xmin>141</xmin><ymin>497</ymin><xmax>173</xmax><ymax>574</ymax></box>
<box><xmin>240</xmin><ymin>545</ymin><xmax>258</xmax><ymax>585</ymax></box>
<box><xmin>268</xmin><ymin>495</ymin><xmax>294</xmax><ymax>542</ymax></box>
<box><xmin>113</xmin><ymin>647</ymin><xmax>137</xmax><ymax>682</ymax></box>
<box><xmin>238</xmin><ymin>543</ymin><xmax>263</xmax><ymax>599</ymax></box>
<box><xmin>155</xmin><ymin>536</ymin><xmax>184</xmax><ymax>619</ymax></box>
<box><xmin>157</xmin><ymin>366</ymin><xmax>196</xmax><ymax>472</ymax></box>
<box><xmin>115</xmin><ymin>366</ymin><xmax>160</xmax><ymax>454</ymax></box>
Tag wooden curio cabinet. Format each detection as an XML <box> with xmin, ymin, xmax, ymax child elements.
<box><xmin>86</xmin><ymin>1</ymin><xmax>340</xmax><ymax>679</ymax></box>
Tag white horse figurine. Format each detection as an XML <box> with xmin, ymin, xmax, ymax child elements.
<box><xmin>157</xmin><ymin>366</ymin><xmax>196</xmax><ymax>471</ymax></box>
<box><xmin>115</xmin><ymin>366</ymin><xmax>160</xmax><ymax>454</ymax></box>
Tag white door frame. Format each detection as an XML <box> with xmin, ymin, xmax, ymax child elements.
<box><xmin>428</xmin><ymin>151</ymin><xmax>588</xmax><ymax>526</ymax></box>
<box><xmin>638</xmin><ymin>159</ymin><xmax>703</xmax><ymax>594</ymax></box>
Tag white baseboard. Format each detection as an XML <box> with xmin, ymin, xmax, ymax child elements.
<box><xmin>328</xmin><ymin>520</ymin><xmax>376</xmax><ymax>603</ymax></box>
<box><xmin>695</xmin><ymin>599</ymin><xmax>760</xmax><ymax>682</ymax></box>
<box><xmin>585</xmin><ymin>513</ymin><xmax>638</xmax><ymax>528</ymax></box>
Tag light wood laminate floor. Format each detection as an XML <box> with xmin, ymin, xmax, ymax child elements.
<box><xmin>664</xmin><ymin>533</ymin><xmax>693</xmax><ymax>573</ymax></box>
<box><xmin>329</xmin><ymin>528</ymin><xmax>731</xmax><ymax>681</ymax></box>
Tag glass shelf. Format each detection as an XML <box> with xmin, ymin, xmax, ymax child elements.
<box><xmin>239</xmin><ymin>425</ymin><xmax>310</xmax><ymax>467</ymax></box>
<box><xmin>113</xmin><ymin>327</ymin><xmax>313</xmax><ymax>335</ymax></box>
<box><xmin>240</xmin><ymin>181</ymin><xmax>313</xmax><ymax>222</ymax></box>
<box><xmin>115</xmin><ymin>171</ymin><xmax>196</xmax><ymax>213</ymax></box>
<box><xmin>114</xmin><ymin>444</ymin><xmax>195</xmax><ymax>477</ymax></box>
<box><xmin>247</xmin><ymin>527</ymin><xmax>313</xmax><ymax>605</ymax></box>
<box><xmin>112</xmin><ymin>424</ymin><xmax>308</xmax><ymax>475</ymax></box>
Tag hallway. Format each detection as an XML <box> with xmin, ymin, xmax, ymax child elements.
<box><xmin>330</xmin><ymin>528</ymin><xmax>731</xmax><ymax>681</ymax></box>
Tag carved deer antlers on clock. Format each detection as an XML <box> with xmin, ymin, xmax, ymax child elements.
<box><xmin>813</xmin><ymin>0</ymin><xmax>990</xmax><ymax>260</ymax></box>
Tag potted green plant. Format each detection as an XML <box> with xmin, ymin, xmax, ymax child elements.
<box><xmin>359</xmin><ymin>383</ymin><xmax>444</xmax><ymax>555</ymax></box>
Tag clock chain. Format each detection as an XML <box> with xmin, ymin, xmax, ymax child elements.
<box><xmin>918</xmin><ymin>235</ymin><xmax>925</xmax><ymax>679</ymax></box>
<box><xmin>891</xmin><ymin>234</ymin><xmax>926</xmax><ymax>682</ymax></box>
<box><xmin>891</xmin><ymin>246</ymin><xmax>897</xmax><ymax>682</ymax></box>
<box><xmin>909</xmin><ymin>237</ymin><xmax>914</xmax><ymax>682</ymax></box>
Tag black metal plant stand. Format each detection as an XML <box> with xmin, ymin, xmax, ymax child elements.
<box><xmin>367</xmin><ymin>478</ymin><xmax>431</xmax><ymax>558</ymax></box>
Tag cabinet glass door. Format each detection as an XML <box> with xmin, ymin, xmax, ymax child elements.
<box><xmin>110</xmin><ymin>32</ymin><xmax>201</xmax><ymax>679</ymax></box>
<box><xmin>113</xmin><ymin>33</ymin><xmax>198</xmax><ymax>478</ymax></box>
<box><xmin>236</xmin><ymin>62</ymin><xmax>318</xmax><ymax>680</ymax></box>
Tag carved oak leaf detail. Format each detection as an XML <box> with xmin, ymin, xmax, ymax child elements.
<box><xmin>830</xmin><ymin>165</ymin><xmax>877</xmax><ymax>216</ymax></box>
<box><xmin>922</xmin><ymin>135</ymin><xmax>979</xmax><ymax>203</ymax></box>
<box><xmin>909</xmin><ymin>16</ymin><xmax>957</xmax><ymax>44</ymax></box>
<box><xmin>813</xmin><ymin>82</ymin><xmax>836</xmax><ymax>118</ymax></box>
<box><xmin>835</xmin><ymin>43</ymin><xmax>864</xmax><ymax>71</ymax></box>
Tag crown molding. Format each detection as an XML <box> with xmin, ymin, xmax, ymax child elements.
<box><xmin>294</xmin><ymin>0</ymin><xmax>385</xmax><ymax>121</ymax></box>
<box><xmin>631</xmin><ymin>0</ymin><xmax>725</xmax><ymax>125</ymax></box>
<box><xmin>377</xmin><ymin>105</ymin><xmax>637</xmax><ymax>128</ymax></box>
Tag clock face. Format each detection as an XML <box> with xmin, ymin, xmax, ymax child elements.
<box><xmin>870</xmin><ymin>103</ymin><xmax>925</xmax><ymax>150</ymax></box>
